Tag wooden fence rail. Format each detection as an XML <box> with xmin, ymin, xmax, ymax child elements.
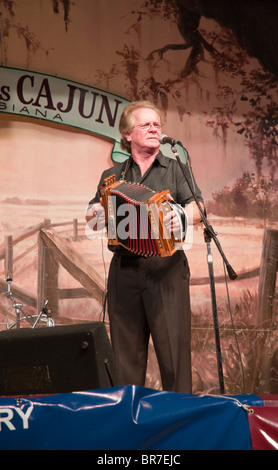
<box><xmin>0</xmin><ymin>222</ymin><xmax>277</xmax><ymax>325</ymax></box>
<box><xmin>0</xmin><ymin>221</ymin><xmax>277</xmax><ymax>394</ymax></box>
<box><xmin>0</xmin><ymin>218</ymin><xmax>89</xmax><ymax>312</ymax></box>
<box><xmin>257</xmin><ymin>229</ymin><xmax>278</xmax><ymax>325</ymax></box>
<box><xmin>37</xmin><ymin>228</ymin><xmax>105</xmax><ymax>314</ymax></box>
<box><xmin>0</xmin><ymin>221</ymin><xmax>50</xmax><ymax>261</ymax></box>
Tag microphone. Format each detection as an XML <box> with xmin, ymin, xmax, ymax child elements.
<box><xmin>159</xmin><ymin>134</ymin><xmax>182</xmax><ymax>146</ymax></box>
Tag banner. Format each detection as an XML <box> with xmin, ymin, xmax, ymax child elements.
<box><xmin>248</xmin><ymin>402</ymin><xmax>278</xmax><ymax>450</ymax></box>
<box><xmin>0</xmin><ymin>385</ymin><xmax>267</xmax><ymax>450</ymax></box>
<box><xmin>0</xmin><ymin>66</ymin><xmax>130</xmax><ymax>163</ymax></box>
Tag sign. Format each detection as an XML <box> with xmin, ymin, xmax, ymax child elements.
<box><xmin>0</xmin><ymin>385</ymin><xmax>265</xmax><ymax>450</ymax></box>
<box><xmin>0</xmin><ymin>66</ymin><xmax>130</xmax><ymax>163</ymax></box>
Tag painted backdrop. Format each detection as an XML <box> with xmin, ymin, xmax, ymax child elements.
<box><xmin>0</xmin><ymin>0</ymin><xmax>277</xmax><ymax>395</ymax></box>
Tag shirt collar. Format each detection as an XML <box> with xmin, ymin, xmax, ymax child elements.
<box><xmin>130</xmin><ymin>150</ymin><xmax>168</xmax><ymax>169</ymax></box>
<box><xmin>155</xmin><ymin>150</ymin><xmax>169</xmax><ymax>168</ymax></box>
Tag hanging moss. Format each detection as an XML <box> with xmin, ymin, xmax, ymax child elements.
<box><xmin>52</xmin><ymin>0</ymin><xmax>59</xmax><ymax>14</ymax></box>
<box><xmin>52</xmin><ymin>0</ymin><xmax>71</xmax><ymax>32</ymax></box>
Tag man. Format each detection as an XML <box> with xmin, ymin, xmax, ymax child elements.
<box><xmin>86</xmin><ymin>100</ymin><xmax>204</xmax><ymax>393</ymax></box>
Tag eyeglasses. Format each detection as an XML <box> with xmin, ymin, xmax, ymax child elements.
<box><xmin>133</xmin><ymin>122</ymin><xmax>161</xmax><ymax>131</ymax></box>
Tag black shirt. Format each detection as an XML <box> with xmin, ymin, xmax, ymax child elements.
<box><xmin>88</xmin><ymin>151</ymin><xmax>204</xmax><ymax>257</ymax></box>
<box><xmin>89</xmin><ymin>151</ymin><xmax>204</xmax><ymax>207</ymax></box>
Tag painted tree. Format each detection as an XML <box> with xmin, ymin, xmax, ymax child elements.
<box><xmin>102</xmin><ymin>0</ymin><xmax>278</xmax><ymax>218</ymax></box>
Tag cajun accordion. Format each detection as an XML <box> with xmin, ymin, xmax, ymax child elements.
<box><xmin>100</xmin><ymin>175</ymin><xmax>186</xmax><ymax>257</ymax></box>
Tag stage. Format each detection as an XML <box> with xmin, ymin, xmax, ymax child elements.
<box><xmin>0</xmin><ymin>385</ymin><xmax>277</xmax><ymax>450</ymax></box>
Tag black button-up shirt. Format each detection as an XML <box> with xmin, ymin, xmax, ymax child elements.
<box><xmin>89</xmin><ymin>151</ymin><xmax>204</xmax><ymax>207</ymax></box>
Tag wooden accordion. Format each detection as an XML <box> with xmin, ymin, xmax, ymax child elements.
<box><xmin>100</xmin><ymin>175</ymin><xmax>186</xmax><ymax>257</ymax></box>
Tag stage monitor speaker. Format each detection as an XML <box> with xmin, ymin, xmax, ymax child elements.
<box><xmin>0</xmin><ymin>322</ymin><xmax>121</xmax><ymax>396</ymax></box>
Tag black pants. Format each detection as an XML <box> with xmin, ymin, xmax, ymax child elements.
<box><xmin>107</xmin><ymin>249</ymin><xmax>192</xmax><ymax>393</ymax></box>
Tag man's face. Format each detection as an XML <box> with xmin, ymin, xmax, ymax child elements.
<box><xmin>125</xmin><ymin>107</ymin><xmax>162</xmax><ymax>153</ymax></box>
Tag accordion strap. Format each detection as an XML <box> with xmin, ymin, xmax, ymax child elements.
<box><xmin>169</xmin><ymin>200</ymin><xmax>187</xmax><ymax>242</ymax></box>
<box><xmin>120</xmin><ymin>156</ymin><xmax>132</xmax><ymax>181</ymax></box>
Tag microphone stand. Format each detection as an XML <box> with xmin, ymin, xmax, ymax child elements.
<box><xmin>170</xmin><ymin>143</ymin><xmax>237</xmax><ymax>395</ymax></box>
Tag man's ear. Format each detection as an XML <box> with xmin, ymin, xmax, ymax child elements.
<box><xmin>124</xmin><ymin>132</ymin><xmax>132</xmax><ymax>142</ymax></box>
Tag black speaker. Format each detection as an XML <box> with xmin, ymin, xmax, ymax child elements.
<box><xmin>0</xmin><ymin>322</ymin><xmax>121</xmax><ymax>396</ymax></box>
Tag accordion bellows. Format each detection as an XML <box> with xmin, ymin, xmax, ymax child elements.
<box><xmin>101</xmin><ymin>175</ymin><xmax>186</xmax><ymax>257</ymax></box>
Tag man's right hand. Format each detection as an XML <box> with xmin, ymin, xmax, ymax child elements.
<box><xmin>85</xmin><ymin>201</ymin><xmax>105</xmax><ymax>231</ymax></box>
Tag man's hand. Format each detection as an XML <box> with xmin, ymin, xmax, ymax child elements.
<box><xmin>163</xmin><ymin>193</ymin><xmax>204</xmax><ymax>236</ymax></box>
<box><xmin>85</xmin><ymin>201</ymin><xmax>105</xmax><ymax>231</ymax></box>
<box><xmin>163</xmin><ymin>193</ymin><xmax>181</xmax><ymax>234</ymax></box>
<box><xmin>163</xmin><ymin>208</ymin><xmax>181</xmax><ymax>234</ymax></box>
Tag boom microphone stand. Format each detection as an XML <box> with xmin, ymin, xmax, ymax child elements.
<box><xmin>170</xmin><ymin>143</ymin><xmax>237</xmax><ymax>394</ymax></box>
<box><xmin>4</xmin><ymin>278</ymin><xmax>55</xmax><ymax>329</ymax></box>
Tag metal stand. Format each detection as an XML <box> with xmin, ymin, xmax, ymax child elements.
<box><xmin>32</xmin><ymin>300</ymin><xmax>55</xmax><ymax>328</ymax></box>
<box><xmin>170</xmin><ymin>144</ymin><xmax>237</xmax><ymax>394</ymax></box>
<box><xmin>204</xmin><ymin>228</ymin><xmax>225</xmax><ymax>394</ymax></box>
<box><xmin>4</xmin><ymin>278</ymin><xmax>55</xmax><ymax>329</ymax></box>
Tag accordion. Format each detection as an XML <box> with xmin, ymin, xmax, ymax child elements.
<box><xmin>100</xmin><ymin>175</ymin><xmax>186</xmax><ymax>257</ymax></box>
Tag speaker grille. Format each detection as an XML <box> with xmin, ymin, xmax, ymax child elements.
<box><xmin>0</xmin><ymin>322</ymin><xmax>120</xmax><ymax>395</ymax></box>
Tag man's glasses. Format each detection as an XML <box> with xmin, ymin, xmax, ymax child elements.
<box><xmin>133</xmin><ymin>122</ymin><xmax>161</xmax><ymax>131</ymax></box>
